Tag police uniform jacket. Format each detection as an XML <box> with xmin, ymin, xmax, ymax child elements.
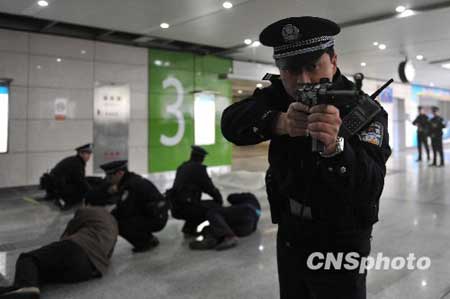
<box><xmin>429</xmin><ymin>115</ymin><xmax>446</xmax><ymax>138</ymax></box>
<box><xmin>113</xmin><ymin>171</ymin><xmax>165</xmax><ymax>220</ymax></box>
<box><xmin>50</xmin><ymin>155</ymin><xmax>89</xmax><ymax>191</ymax></box>
<box><xmin>227</xmin><ymin>193</ymin><xmax>261</xmax><ymax>212</ymax></box>
<box><xmin>412</xmin><ymin>114</ymin><xmax>430</xmax><ymax>135</ymax></box>
<box><xmin>172</xmin><ymin>160</ymin><xmax>223</xmax><ymax>205</ymax></box>
<box><xmin>221</xmin><ymin>69</ymin><xmax>391</xmax><ymax>241</ymax></box>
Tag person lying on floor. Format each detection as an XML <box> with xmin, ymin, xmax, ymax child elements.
<box><xmin>0</xmin><ymin>198</ymin><xmax>118</xmax><ymax>299</ymax></box>
<box><xmin>190</xmin><ymin>193</ymin><xmax>261</xmax><ymax>251</ymax></box>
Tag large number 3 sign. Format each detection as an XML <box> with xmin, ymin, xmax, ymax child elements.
<box><xmin>160</xmin><ymin>76</ymin><xmax>185</xmax><ymax>146</ymax></box>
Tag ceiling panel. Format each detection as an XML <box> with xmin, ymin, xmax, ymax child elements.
<box><xmin>2</xmin><ymin>0</ymin><xmax>450</xmax><ymax>88</ymax></box>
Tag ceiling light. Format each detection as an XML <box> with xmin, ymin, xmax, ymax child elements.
<box><xmin>373</xmin><ymin>42</ymin><xmax>379</xmax><ymax>46</ymax></box>
<box><xmin>244</xmin><ymin>39</ymin><xmax>252</xmax><ymax>45</ymax></box>
<box><xmin>416</xmin><ymin>55</ymin><xmax>424</xmax><ymax>60</ymax></box>
<box><xmin>256</xmin><ymin>83</ymin><xmax>263</xmax><ymax>88</ymax></box>
<box><xmin>398</xmin><ymin>9</ymin><xmax>415</xmax><ymax>18</ymax></box>
<box><xmin>360</xmin><ymin>62</ymin><xmax>367</xmax><ymax>67</ymax></box>
<box><xmin>222</xmin><ymin>1</ymin><xmax>233</xmax><ymax>9</ymax></box>
<box><xmin>378</xmin><ymin>44</ymin><xmax>386</xmax><ymax>50</ymax></box>
<box><xmin>56</xmin><ymin>58</ymin><xmax>62</xmax><ymax>62</ymax></box>
<box><xmin>430</xmin><ymin>82</ymin><xmax>435</xmax><ymax>87</ymax></box>
<box><xmin>251</xmin><ymin>41</ymin><xmax>261</xmax><ymax>47</ymax></box>
<box><xmin>37</xmin><ymin>0</ymin><xmax>49</xmax><ymax>7</ymax></box>
<box><xmin>237</xmin><ymin>90</ymin><xmax>243</xmax><ymax>94</ymax></box>
<box><xmin>395</xmin><ymin>5</ymin><xmax>406</xmax><ymax>13</ymax></box>
<box><xmin>160</xmin><ymin>23</ymin><xmax>170</xmax><ymax>29</ymax></box>
<box><xmin>81</xmin><ymin>50</ymin><xmax>86</xmax><ymax>55</ymax></box>
<box><xmin>154</xmin><ymin>60</ymin><xmax>162</xmax><ymax>66</ymax></box>
<box><xmin>36</xmin><ymin>65</ymin><xmax>42</xmax><ymax>69</ymax></box>
<box><xmin>441</xmin><ymin>63</ymin><xmax>450</xmax><ymax>69</ymax></box>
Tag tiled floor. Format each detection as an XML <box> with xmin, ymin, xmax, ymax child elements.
<box><xmin>1</xmin><ymin>147</ymin><xmax>450</xmax><ymax>299</ymax></box>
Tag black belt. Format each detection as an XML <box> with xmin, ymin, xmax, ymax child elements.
<box><xmin>289</xmin><ymin>198</ymin><xmax>313</xmax><ymax>220</ymax></box>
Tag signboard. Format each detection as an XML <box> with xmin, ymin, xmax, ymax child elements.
<box><xmin>93</xmin><ymin>84</ymin><xmax>130</xmax><ymax>172</ymax></box>
<box><xmin>54</xmin><ymin>98</ymin><xmax>68</xmax><ymax>120</ymax></box>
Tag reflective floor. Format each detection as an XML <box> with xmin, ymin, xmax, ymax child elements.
<box><xmin>1</xmin><ymin>147</ymin><xmax>450</xmax><ymax>299</ymax></box>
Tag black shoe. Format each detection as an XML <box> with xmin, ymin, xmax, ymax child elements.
<box><xmin>189</xmin><ymin>236</ymin><xmax>218</xmax><ymax>250</ymax></box>
<box><xmin>132</xmin><ymin>236</ymin><xmax>159</xmax><ymax>253</ymax></box>
<box><xmin>416</xmin><ymin>158</ymin><xmax>422</xmax><ymax>162</ymax></box>
<box><xmin>0</xmin><ymin>286</ymin><xmax>40</xmax><ymax>299</ymax></box>
<box><xmin>215</xmin><ymin>236</ymin><xmax>238</xmax><ymax>251</ymax></box>
<box><xmin>438</xmin><ymin>164</ymin><xmax>445</xmax><ymax>167</ymax></box>
<box><xmin>429</xmin><ymin>163</ymin><xmax>437</xmax><ymax>167</ymax></box>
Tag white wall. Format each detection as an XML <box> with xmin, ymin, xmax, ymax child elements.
<box><xmin>232</xmin><ymin>60</ymin><xmax>279</xmax><ymax>81</ymax></box>
<box><xmin>0</xmin><ymin>29</ymin><xmax>148</xmax><ymax>188</ymax></box>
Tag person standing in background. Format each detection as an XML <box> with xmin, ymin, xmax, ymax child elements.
<box><xmin>429</xmin><ymin>106</ymin><xmax>447</xmax><ymax>167</ymax></box>
<box><xmin>412</xmin><ymin>106</ymin><xmax>430</xmax><ymax>162</ymax></box>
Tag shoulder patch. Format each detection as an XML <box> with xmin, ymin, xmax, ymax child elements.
<box><xmin>358</xmin><ymin>121</ymin><xmax>384</xmax><ymax>147</ymax></box>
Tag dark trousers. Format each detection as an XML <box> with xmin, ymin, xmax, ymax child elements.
<box><xmin>417</xmin><ymin>132</ymin><xmax>430</xmax><ymax>160</ymax></box>
<box><xmin>173</xmin><ymin>200</ymin><xmax>221</xmax><ymax>232</ymax></box>
<box><xmin>43</xmin><ymin>178</ymin><xmax>84</xmax><ymax>206</ymax></box>
<box><xmin>207</xmin><ymin>205</ymin><xmax>258</xmax><ymax>239</ymax></box>
<box><xmin>431</xmin><ymin>137</ymin><xmax>444</xmax><ymax>165</ymax></box>
<box><xmin>14</xmin><ymin>240</ymin><xmax>94</xmax><ymax>288</ymax></box>
<box><xmin>117</xmin><ymin>215</ymin><xmax>167</xmax><ymax>249</ymax></box>
<box><xmin>277</xmin><ymin>232</ymin><xmax>367</xmax><ymax>299</ymax></box>
<box><xmin>276</xmin><ymin>213</ymin><xmax>371</xmax><ymax>299</ymax></box>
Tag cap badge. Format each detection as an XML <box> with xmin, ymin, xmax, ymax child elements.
<box><xmin>281</xmin><ymin>24</ymin><xmax>301</xmax><ymax>42</ymax></box>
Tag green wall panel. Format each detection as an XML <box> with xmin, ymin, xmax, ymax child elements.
<box><xmin>148</xmin><ymin>49</ymin><xmax>232</xmax><ymax>173</ymax></box>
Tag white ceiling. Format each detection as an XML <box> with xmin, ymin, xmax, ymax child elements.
<box><xmin>2</xmin><ymin>0</ymin><xmax>450</xmax><ymax>88</ymax></box>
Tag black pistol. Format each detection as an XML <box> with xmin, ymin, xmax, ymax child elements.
<box><xmin>296</xmin><ymin>73</ymin><xmax>393</xmax><ymax>153</ymax></box>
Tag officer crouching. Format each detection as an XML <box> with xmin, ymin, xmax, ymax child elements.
<box><xmin>39</xmin><ymin>143</ymin><xmax>93</xmax><ymax>210</ymax></box>
<box><xmin>221</xmin><ymin>17</ymin><xmax>391</xmax><ymax>299</ymax></box>
<box><xmin>100</xmin><ymin>160</ymin><xmax>169</xmax><ymax>253</ymax></box>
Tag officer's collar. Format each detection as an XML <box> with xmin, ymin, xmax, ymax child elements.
<box><xmin>118</xmin><ymin>170</ymin><xmax>132</xmax><ymax>187</ymax></box>
<box><xmin>76</xmin><ymin>154</ymin><xmax>87</xmax><ymax>166</ymax></box>
<box><xmin>331</xmin><ymin>68</ymin><xmax>349</xmax><ymax>89</ymax></box>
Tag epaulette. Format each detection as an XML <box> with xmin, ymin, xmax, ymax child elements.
<box><xmin>262</xmin><ymin>73</ymin><xmax>280</xmax><ymax>82</ymax></box>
